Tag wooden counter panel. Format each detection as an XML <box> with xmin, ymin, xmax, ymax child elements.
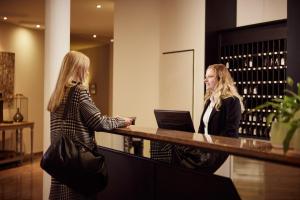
<box><xmin>108</xmin><ymin>126</ymin><xmax>300</xmax><ymax>168</ymax></box>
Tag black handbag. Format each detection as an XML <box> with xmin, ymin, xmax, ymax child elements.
<box><xmin>173</xmin><ymin>145</ymin><xmax>228</xmax><ymax>174</ymax></box>
<box><xmin>40</xmin><ymin>86</ymin><xmax>108</xmax><ymax>194</ymax></box>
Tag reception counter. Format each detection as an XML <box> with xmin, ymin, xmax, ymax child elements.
<box><xmin>108</xmin><ymin>126</ymin><xmax>300</xmax><ymax>168</ymax></box>
<box><xmin>95</xmin><ymin>126</ymin><xmax>300</xmax><ymax>200</ymax></box>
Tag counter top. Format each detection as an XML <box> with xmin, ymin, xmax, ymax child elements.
<box><xmin>108</xmin><ymin>126</ymin><xmax>300</xmax><ymax>168</ymax></box>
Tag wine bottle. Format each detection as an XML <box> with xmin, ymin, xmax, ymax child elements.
<box><xmin>226</xmin><ymin>61</ymin><xmax>230</xmax><ymax>68</ymax></box>
<box><xmin>280</xmin><ymin>55</ymin><xmax>285</xmax><ymax>66</ymax></box>
<box><xmin>253</xmin><ymin>86</ymin><xmax>257</xmax><ymax>95</ymax></box>
<box><xmin>243</xmin><ymin>86</ymin><xmax>248</xmax><ymax>94</ymax></box>
<box><xmin>248</xmin><ymin>55</ymin><xmax>253</xmax><ymax>67</ymax></box>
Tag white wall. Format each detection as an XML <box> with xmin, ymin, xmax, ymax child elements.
<box><xmin>0</xmin><ymin>22</ymin><xmax>44</xmax><ymax>154</ymax></box>
<box><xmin>112</xmin><ymin>0</ymin><xmax>161</xmax><ymax>150</ymax></box>
<box><xmin>160</xmin><ymin>0</ymin><xmax>205</xmax><ymax>131</ymax></box>
<box><xmin>112</xmin><ymin>0</ymin><xmax>205</xmax><ymax>154</ymax></box>
<box><xmin>237</xmin><ymin>0</ymin><xmax>287</xmax><ymax>26</ymax></box>
<box><xmin>113</xmin><ymin>0</ymin><xmax>205</xmax><ymax>129</ymax></box>
<box><xmin>113</xmin><ymin>0</ymin><xmax>160</xmax><ymax>127</ymax></box>
<box><xmin>79</xmin><ymin>45</ymin><xmax>110</xmax><ymax>115</ymax></box>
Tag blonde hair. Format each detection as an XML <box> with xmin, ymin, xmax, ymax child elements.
<box><xmin>204</xmin><ymin>64</ymin><xmax>244</xmax><ymax>112</ymax></box>
<box><xmin>47</xmin><ymin>51</ymin><xmax>90</xmax><ymax>112</ymax></box>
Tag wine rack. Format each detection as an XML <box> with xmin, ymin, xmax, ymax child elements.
<box><xmin>219</xmin><ymin>39</ymin><xmax>287</xmax><ymax>139</ymax></box>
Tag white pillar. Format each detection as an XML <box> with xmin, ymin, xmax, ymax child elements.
<box><xmin>43</xmin><ymin>0</ymin><xmax>70</xmax><ymax>199</ymax></box>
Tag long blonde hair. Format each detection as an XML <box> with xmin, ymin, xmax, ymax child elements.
<box><xmin>204</xmin><ymin>64</ymin><xmax>244</xmax><ymax>112</ymax></box>
<box><xmin>47</xmin><ymin>51</ymin><xmax>90</xmax><ymax>112</ymax></box>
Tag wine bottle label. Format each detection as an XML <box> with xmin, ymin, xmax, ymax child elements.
<box><xmin>249</xmin><ymin>60</ymin><xmax>253</xmax><ymax>67</ymax></box>
<box><xmin>263</xmin><ymin>116</ymin><xmax>267</xmax><ymax>122</ymax></box>
<box><xmin>280</xmin><ymin>57</ymin><xmax>285</xmax><ymax>65</ymax></box>
<box><xmin>253</xmin><ymin>87</ymin><xmax>257</xmax><ymax>94</ymax></box>
<box><xmin>226</xmin><ymin>62</ymin><xmax>230</xmax><ymax>68</ymax></box>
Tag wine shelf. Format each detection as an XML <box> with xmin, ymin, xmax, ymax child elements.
<box><xmin>219</xmin><ymin>38</ymin><xmax>287</xmax><ymax>139</ymax></box>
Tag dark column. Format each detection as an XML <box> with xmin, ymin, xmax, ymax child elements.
<box><xmin>287</xmin><ymin>0</ymin><xmax>300</xmax><ymax>85</ymax></box>
<box><xmin>205</xmin><ymin>0</ymin><xmax>236</xmax><ymax>68</ymax></box>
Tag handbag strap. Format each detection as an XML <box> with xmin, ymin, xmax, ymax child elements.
<box><xmin>62</xmin><ymin>85</ymin><xmax>77</xmax><ymax>120</ymax></box>
<box><xmin>61</xmin><ymin>84</ymin><xmax>97</xmax><ymax>148</ymax></box>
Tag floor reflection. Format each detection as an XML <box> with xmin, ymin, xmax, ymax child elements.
<box><xmin>0</xmin><ymin>155</ymin><xmax>43</xmax><ymax>200</ymax></box>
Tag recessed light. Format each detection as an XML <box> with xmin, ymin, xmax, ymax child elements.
<box><xmin>96</xmin><ymin>4</ymin><xmax>102</xmax><ymax>9</ymax></box>
<box><xmin>3</xmin><ymin>16</ymin><xmax>7</xmax><ymax>20</ymax></box>
<box><xmin>36</xmin><ymin>24</ymin><xmax>40</xmax><ymax>28</ymax></box>
<box><xmin>93</xmin><ymin>34</ymin><xmax>97</xmax><ymax>38</ymax></box>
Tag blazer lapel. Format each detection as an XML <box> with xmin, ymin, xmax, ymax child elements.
<box><xmin>198</xmin><ymin>100</ymin><xmax>211</xmax><ymax>133</ymax></box>
<box><xmin>201</xmin><ymin>99</ymin><xmax>211</xmax><ymax>119</ymax></box>
<box><xmin>208</xmin><ymin>99</ymin><xmax>218</xmax><ymax>122</ymax></box>
<box><xmin>208</xmin><ymin>107</ymin><xmax>217</xmax><ymax>122</ymax></box>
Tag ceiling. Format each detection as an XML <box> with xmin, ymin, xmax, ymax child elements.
<box><xmin>0</xmin><ymin>0</ymin><xmax>114</xmax><ymax>49</ymax></box>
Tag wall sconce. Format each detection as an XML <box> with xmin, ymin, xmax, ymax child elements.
<box><xmin>89</xmin><ymin>83</ymin><xmax>96</xmax><ymax>95</ymax></box>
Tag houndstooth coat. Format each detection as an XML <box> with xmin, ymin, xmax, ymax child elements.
<box><xmin>49</xmin><ymin>85</ymin><xmax>126</xmax><ymax>200</ymax></box>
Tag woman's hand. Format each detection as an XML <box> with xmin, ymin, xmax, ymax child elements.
<box><xmin>117</xmin><ymin>116</ymin><xmax>133</xmax><ymax>127</ymax></box>
<box><xmin>123</xmin><ymin>117</ymin><xmax>133</xmax><ymax>126</ymax></box>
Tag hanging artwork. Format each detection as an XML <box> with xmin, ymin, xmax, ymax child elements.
<box><xmin>0</xmin><ymin>52</ymin><xmax>15</xmax><ymax>103</ymax></box>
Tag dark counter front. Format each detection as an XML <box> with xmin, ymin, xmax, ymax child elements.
<box><xmin>96</xmin><ymin>146</ymin><xmax>240</xmax><ymax>200</ymax></box>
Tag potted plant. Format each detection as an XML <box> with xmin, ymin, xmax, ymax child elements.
<box><xmin>254</xmin><ymin>77</ymin><xmax>300</xmax><ymax>153</ymax></box>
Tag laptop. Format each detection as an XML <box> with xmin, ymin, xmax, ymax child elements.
<box><xmin>154</xmin><ymin>109</ymin><xmax>195</xmax><ymax>133</ymax></box>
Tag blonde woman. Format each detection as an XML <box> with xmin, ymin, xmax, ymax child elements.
<box><xmin>173</xmin><ymin>64</ymin><xmax>244</xmax><ymax>173</ymax></box>
<box><xmin>47</xmin><ymin>51</ymin><xmax>132</xmax><ymax>199</ymax></box>
<box><xmin>199</xmin><ymin>63</ymin><xmax>244</xmax><ymax>137</ymax></box>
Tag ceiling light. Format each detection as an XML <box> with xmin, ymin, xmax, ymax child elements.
<box><xmin>93</xmin><ymin>34</ymin><xmax>97</xmax><ymax>38</ymax></box>
<box><xmin>3</xmin><ymin>17</ymin><xmax>7</xmax><ymax>20</ymax></box>
<box><xmin>96</xmin><ymin>4</ymin><xmax>102</xmax><ymax>9</ymax></box>
<box><xmin>36</xmin><ymin>24</ymin><xmax>40</xmax><ymax>28</ymax></box>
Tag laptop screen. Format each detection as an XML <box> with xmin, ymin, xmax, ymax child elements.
<box><xmin>154</xmin><ymin>109</ymin><xmax>195</xmax><ymax>133</ymax></box>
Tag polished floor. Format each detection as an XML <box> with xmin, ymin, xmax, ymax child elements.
<box><xmin>0</xmin><ymin>155</ymin><xmax>43</xmax><ymax>200</ymax></box>
<box><xmin>0</xmin><ymin>155</ymin><xmax>300</xmax><ymax>200</ymax></box>
<box><xmin>232</xmin><ymin>156</ymin><xmax>300</xmax><ymax>200</ymax></box>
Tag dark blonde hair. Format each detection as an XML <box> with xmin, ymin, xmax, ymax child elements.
<box><xmin>204</xmin><ymin>64</ymin><xmax>244</xmax><ymax>112</ymax></box>
<box><xmin>47</xmin><ymin>51</ymin><xmax>90</xmax><ymax>112</ymax></box>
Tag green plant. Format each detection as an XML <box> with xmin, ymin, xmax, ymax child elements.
<box><xmin>254</xmin><ymin>77</ymin><xmax>300</xmax><ymax>153</ymax></box>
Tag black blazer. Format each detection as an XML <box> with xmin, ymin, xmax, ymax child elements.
<box><xmin>198</xmin><ymin>96</ymin><xmax>241</xmax><ymax>138</ymax></box>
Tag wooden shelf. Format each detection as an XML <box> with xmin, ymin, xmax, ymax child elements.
<box><xmin>0</xmin><ymin>122</ymin><xmax>34</xmax><ymax>166</ymax></box>
<box><xmin>218</xmin><ymin>21</ymin><xmax>287</xmax><ymax>140</ymax></box>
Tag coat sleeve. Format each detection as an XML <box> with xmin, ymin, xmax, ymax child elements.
<box><xmin>78</xmin><ymin>88</ymin><xmax>126</xmax><ymax>131</ymax></box>
<box><xmin>220</xmin><ymin>97</ymin><xmax>241</xmax><ymax>137</ymax></box>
